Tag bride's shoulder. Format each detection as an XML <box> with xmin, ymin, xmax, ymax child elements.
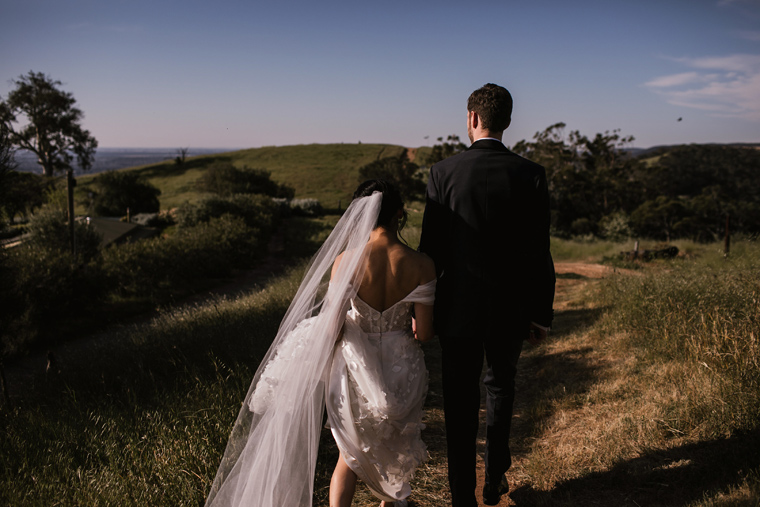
<box><xmin>399</xmin><ymin>246</ymin><xmax>435</xmax><ymax>283</ymax></box>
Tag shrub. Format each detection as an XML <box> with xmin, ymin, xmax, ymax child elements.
<box><xmin>176</xmin><ymin>194</ymin><xmax>278</xmax><ymax>233</ymax></box>
<box><xmin>0</xmin><ymin>244</ymin><xmax>105</xmax><ymax>354</ymax></box>
<box><xmin>598</xmin><ymin>212</ymin><xmax>632</xmax><ymax>242</ymax></box>
<box><xmin>26</xmin><ymin>206</ymin><xmax>102</xmax><ymax>263</ymax></box>
<box><xmin>195</xmin><ymin>162</ymin><xmax>295</xmax><ymax>198</ymax></box>
<box><xmin>570</xmin><ymin>217</ymin><xmax>595</xmax><ymax>236</ymax></box>
<box><xmin>100</xmin><ymin>215</ymin><xmax>264</xmax><ymax>298</ymax></box>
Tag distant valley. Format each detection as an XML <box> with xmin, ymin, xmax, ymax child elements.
<box><xmin>13</xmin><ymin>147</ymin><xmax>233</xmax><ymax>175</ymax></box>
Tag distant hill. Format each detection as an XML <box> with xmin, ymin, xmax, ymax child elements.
<box><xmin>74</xmin><ymin>143</ymin><xmax>410</xmax><ymax>211</ymax></box>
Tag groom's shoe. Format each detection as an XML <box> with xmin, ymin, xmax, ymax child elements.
<box><xmin>482</xmin><ymin>474</ymin><xmax>509</xmax><ymax>506</ymax></box>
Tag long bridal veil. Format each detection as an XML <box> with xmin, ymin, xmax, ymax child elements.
<box><xmin>205</xmin><ymin>192</ymin><xmax>383</xmax><ymax>507</ymax></box>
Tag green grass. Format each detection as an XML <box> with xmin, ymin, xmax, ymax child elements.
<box><xmin>75</xmin><ymin>143</ymin><xmax>410</xmax><ymax>213</ymax></box>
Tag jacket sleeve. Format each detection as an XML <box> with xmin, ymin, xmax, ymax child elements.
<box><xmin>527</xmin><ymin>166</ymin><xmax>555</xmax><ymax>327</ymax></box>
<box><xmin>419</xmin><ymin>166</ymin><xmax>447</xmax><ymax>277</ymax></box>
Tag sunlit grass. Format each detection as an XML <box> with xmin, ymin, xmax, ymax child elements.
<box><xmin>512</xmin><ymin>239</ymin><xmax>760</xmax><ymax>505</ymax></box>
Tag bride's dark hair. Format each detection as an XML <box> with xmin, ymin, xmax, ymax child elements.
<box><xmin>353</xmin><ymin>179</ymin><xmax>408</xmax><ymax>232</ymax></box>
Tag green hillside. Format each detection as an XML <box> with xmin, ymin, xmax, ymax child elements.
<box><xmin>77</xmin><ymin>143</ymin><xmax>413</xmax><ymax>211</ymax></box>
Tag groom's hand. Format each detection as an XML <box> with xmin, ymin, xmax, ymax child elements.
<box><xmin>527</xmin><ymin>322</ymin><xmax>547</xmax><ymax>345</ymax></box>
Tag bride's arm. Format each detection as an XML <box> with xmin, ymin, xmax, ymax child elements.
<box><xmin>413</xmin><ymin>303</ymin><xmax>434</xmax><ymax>343</ymax></box>
<box><xmin>413</xmin><ymin>254</ymin><xmax>437</xmax><ymax>343</ymax></box>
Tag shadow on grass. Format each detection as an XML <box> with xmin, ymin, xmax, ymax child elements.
<box><xmin>510</xmin><ymin>307</ymin><xmax>608</xmax><ymax>456</ymax></box>
<box><xmin>135</xmin><ymin>155</ymin><xmax>234</xmax><ymax>180</ymax></box>
<box><xmin>282</xmin><ymin>216</ymin><xmax>337</xmax><ymax>259</ymax></box>
<box><xmin>552</xmin><ymin>307</ymin><xmax>606</xmax><ymax>340</ymax></box>
<box><xmin>510</xmin><ymin>428</ymin><xmax>760</xmax><ymax>506</ymax></box>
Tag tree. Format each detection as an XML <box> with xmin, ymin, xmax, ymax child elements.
<box><xmin>195</xmin><ymin>162</ymin><xmax>295</xmax><ymax>198</ymax></box>
<box><xmin>630</xmin><ymin>196</ymin><xmax>689</xmax><ymax>242</ymax></box>
<box><xmin>512</xmin><ymin>123</ymin><xmax>641</xmax><ymax>236</ymax></box>
<box><xmin>0</xmin><ymin>125</ymin><xmax>17</xmax><ymax>225</ymax></box>
<box><xmin>425</xmin><ymin>135</ymin><xmax>467</xmax><ymax>166</ymax></box>
<box><xmin>91</xmin><ymin>171</ymin><xmax>161</xmax><ymax>217</ymax></box>
<box><xmin>175</xmin><ymin>147</ymin><xmax>189</xmax><ymax>166</ymax></box>
<box><xmin>0</xmin><ymin>171</ymin><xmax>51</xmax><ymax>223</ymax></box>
<box><xmin>0</xmin><ymin>71</ymin><xmax>97</xmax><ymax>177</ymax></box>
<box><xmin>358</xmin><ymin>151</ymin><xmax>425</xmax><ymax>202</ymax></box>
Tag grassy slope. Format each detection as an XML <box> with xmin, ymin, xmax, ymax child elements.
<box><xmin>3</xmin><ymin>240</ymin><xmax>757</xmax><ymax>506</ymax></box>
<box><xmin>76</xmin><ymin>143</ymin><xmax>410</xmax><ymax>212</ymax></box>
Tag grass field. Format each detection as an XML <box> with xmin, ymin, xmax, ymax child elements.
<box><xmin>2</xmin><ymin>233</ymin><xmax>758</xmax><ymax>505</ymax></box>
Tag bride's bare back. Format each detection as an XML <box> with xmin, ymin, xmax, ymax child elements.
<box><xmin>333</xmin><ymin>227</ymin><xmax>436</xmax><ymax>343</ymax></box>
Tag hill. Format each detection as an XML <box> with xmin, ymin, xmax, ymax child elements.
<box><xmin>76</xmin><ymin>143</ymin><xmax>411</xmax><ymax>211</ymax></box>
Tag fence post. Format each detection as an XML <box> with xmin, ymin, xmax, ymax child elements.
<box><xmin>724</xmin><ymin>213</ymin><xmax>730</xmax><ymax>258</ymax></box>
<box><xmin>67</xmin><ymin>169</ymin><xmax>77</xmax><ymax>258</ymax></box>
<box><xmin>0</xmin><ymin>359</ymin><xmax>11</xmax><ymax>409</ymax></box>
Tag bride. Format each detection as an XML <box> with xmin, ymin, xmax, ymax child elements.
<box><xmin>205</xmin><ymin>180</ymin><xmax>436</xmax><ymax>507</ymax></box>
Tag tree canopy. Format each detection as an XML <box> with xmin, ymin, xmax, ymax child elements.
<box><xmin>425</xmin><ymin>135</ymin><xmax>467</xmax><ymax>166</ymax></box>
<box><xmin>91</xmin><ymin>171</ymin><xmax>161</xmax><ymax>217</ymax></box>
<box><xmin>512</xmin><ymin>123</ymin><xmax>760</xmax><ymax>241</ymax></box>
<box><xmin>195</xmin><ymin>162</ymin><xmax>295</xmax><ymax>198</ymax></box>
<box><xmin>358</xmin><ymin>151</ymin><xmax>425</xmax><ymax>202</ymax></box>
<box><xmin>0</xmin><ymin>71</ymin><xmax>97</xmax><ymax>177</ymax></box>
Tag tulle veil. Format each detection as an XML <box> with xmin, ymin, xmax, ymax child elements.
<box><xmin>205</xmin><ymin>191</ymin><xmax>383</xmax><ymax>507</ymax></box>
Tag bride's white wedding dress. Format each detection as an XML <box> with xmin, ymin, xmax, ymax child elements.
<box><xmin>205</xmin><ymin>192</ymin><xmax>434</xmax><ymax>507</ymax></box>
<box><xmin>327</xmin><ymin>280</ymin><xmax>435</xmax><ymax>503</ymax></box>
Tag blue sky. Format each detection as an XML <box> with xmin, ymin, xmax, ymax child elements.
<box><xmin>1</xmin><ymin>0</ymin><xmax>759</xmax><ymax>149</ymax></box>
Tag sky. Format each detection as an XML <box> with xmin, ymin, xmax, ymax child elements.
<box><xmin>1</xmin><ymin>0</ymin><xmax>759</xmax><ymax>150</ymax></box>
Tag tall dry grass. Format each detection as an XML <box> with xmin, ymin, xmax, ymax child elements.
<box><xmin>512</xmin><ymin>240</ymin><xmax>760</xmax><ymax>506</ymax></box>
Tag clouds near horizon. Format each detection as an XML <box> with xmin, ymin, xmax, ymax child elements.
<box><xmin>644</xmin><ymin>53</ymin><xmax>760</xmax><ymax>120</ymax></box>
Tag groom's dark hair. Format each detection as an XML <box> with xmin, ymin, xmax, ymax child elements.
<box><xmin>467</xmin><ymin>83</ymin><xmax>513</xmax><ymax>132</ymax></box>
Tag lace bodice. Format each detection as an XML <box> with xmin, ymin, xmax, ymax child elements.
<box><xmin>347</xmin><ymin>280</ymin><xmax>437</xmax><ymax>334</ymax></box>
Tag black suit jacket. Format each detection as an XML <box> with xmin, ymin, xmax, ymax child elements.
<box><xmin>419</xmin><ymin>139</ymin><xmax>555</xmax><ymax>337</ymax></box>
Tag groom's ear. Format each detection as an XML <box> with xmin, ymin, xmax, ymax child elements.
<box><xmin>468</xmin><ymin>110</ymin><xmax>479</xmax><ymax>129</ymax></box>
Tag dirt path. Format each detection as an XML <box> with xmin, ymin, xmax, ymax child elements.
<box><xmin>470</xmin><ymin>261</ymin><xmax>616</xmax><ymax>506</ymax></box>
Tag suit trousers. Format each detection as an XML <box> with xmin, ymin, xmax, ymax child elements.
<box><xmin>440</xmin><ymin>320</ymin><xmax>525</xmax><ymax>507</ymax></box>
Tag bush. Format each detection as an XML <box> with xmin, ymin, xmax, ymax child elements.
<box><xmin>598</xmin><ymin>212</ymin><xmax>632</xmax><ymax>242</ymax></box>
<box><xmin>0</xmin><ymin>245</ymin><xmax>105</xmax><ymax>355</ymax></box>
<box><xmin>100</xmin><ymin>215</ymin><xmax>265</xmax><ymax>297</ymax></box>
<box><xmin>26</xmin><ymin>206</ymin><xmax>103</xmax><ymax>263</ymax></box>
<box><xmin>176</xmin><ymin>194</ymin><xmax>278</xmax><ymax>233</ymax></box>
<box><xmin>195</xmin><ymin>162</ymin><xmax>295</xmax><ymax>198</ymax></box>
<box><xmin>91</xmin><ymin>170</ymin><xmax>161</xmax><ymax>217</ymax></box>
<box><xmin>570</xmin><ymin>217</ymin><xmax>595</xmax><ymax>236</ymax></box>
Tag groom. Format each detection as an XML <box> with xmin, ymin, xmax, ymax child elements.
<box><xmin>419</xmin><ymin>83</ymin><xmax>555</xmax><ymax>506</ymax></box>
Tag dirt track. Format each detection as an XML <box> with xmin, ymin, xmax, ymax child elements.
<box><xmin>471</xmin><ymin>260</ymin><xmax>616</xmax><ymax>506</ymax></box>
